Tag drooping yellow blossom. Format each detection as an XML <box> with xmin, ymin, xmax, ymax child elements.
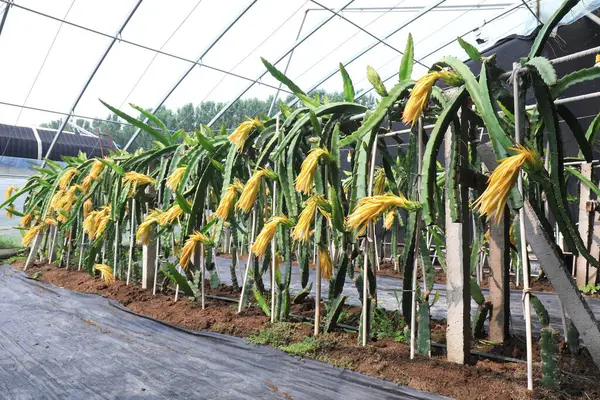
<box><xmin>136</xmin><ymin>209</ymin><xmax>162</xmax><ymax>244</ymax></box>
<box><xmin>83</xmin><ymin>199</ymin><xmax>93</xmax><ymax>218</ymax></box>
<box><xmin>292</xmin><ymin>196</ymin><xmax>330</xmax><ymax>243</ymax></box>
<box><xmin>21</xmin><ymin>213</ymin><xmax>33</xmax><ymax>228</ymax></box>
<box><xmin>22</xmin><ymin>224</ymin><xmax>42</xmax><ymax>246</ymax></box>
<box><xmin>237</xmin><ymin>169</ymin><xmax>270</xmax><ymax>214</ymax></box>
<box><xmin>158</xmin><ymin>204</ymin><xmax>185</xmax><ymax>226</ymax></box>
<box><xmin>472</xmin><ymin>144</ymin><xmax>542</xmax><ymax>224</ymax></box>
<box><xmin>123</xmin><ymin>171</ymin><xmax>155</xmax><ymax>186</ymax></box>
<box><xmin>373</xmin><ymin>168</ymin><xmax>387</xmax><ymax>196</ymax></box>
<box><xmin>89</xmin><ymin>160</ymin><xmax>105</xmax><ymax>179</ymax></box>
<box><xmin>50</xmin><ymin>190</ymin><xmax>66</xmax><ymax>211</ymax></box>
<box><xmin>166</xmin><ymin>166</ymin><xmax>187</xmax><ymax>191</ymax></box>
<box><xmin>319</xmin><ymin>247</ymin><xmax>333</xmax><ymax>280</ymax></box>
<box><xmin>95</xmin><ymin>205</ymin><xmax>112</xmax><ymax>237</ymax></box>
<box><xmin>45</xmin><ymin>217</ymin><xmax>57</xmax><ymax>226</ymax></box>
<box><xmin>93</xmin><ymin>264</ymin><xmax>115</xmax><ymax>285</ymax></box>
<box><xmin>252</xmin><ymin>215</ymin><xmax>291</xmax><ymax>258</ymax></box>
<box><xmin>295</xmin><ymin>147</ymin><xmax>330</xmax><ymax>195</ymax></box>
<box><xmin>216</xmin><ymin>180</ymin><xmax>244</xmax><ymax>220</ymax></box>
<box><xmin>347</xmin><ymin>194</ymin><xmax>420</xmax><ymax>234</ymax></box>
<box><xmin>179</xmin><ymin>231</ymin><xmax>211</xmax><ymax>270</ymax></box>
<box><xmin>402</xmin><ymin>69</ymin><xmax>456</xmax><ymax>126</ymax></box>
<box><xmin>81</xmin><ymin>176</ymin><xmax>94</xmax><ymax>193</ymax></box>
<box><xmin>228</xmin><ymin>117</ymin><xmax>262</xmax><ymax>151</ymax></box>
<box><xmin>4</xmin><ymin>185</ymin><xmax>17</xmax><ymax>200</ymax></box>
<box><xmin>58</xmin><ymin>168</ymin><xmax>78</xmax><ymax>190</ymax></box>
<box><xmin>384</xmin><ymin>210</ymin><xmax>395</xmax><ymax>230</ymax></box>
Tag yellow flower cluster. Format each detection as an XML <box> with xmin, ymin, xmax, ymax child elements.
<box><xmin>83</xmin><ymin>205</ymin><xmax>111</xmax><ymax>239</ymax></box>
<box><xmin>180</xmin><ymin>231</ymin><xmax>211</xmax><ymax>270</ymax></box>
<box><xmin>216</xmin><ymin>179</ymin><xmax>244</xmax><ymax>220</ymax></box>
<box><xmin>93</xmin><ymin>264</ymin><xmax>115</xmax><ymax>285</ymax></box>
<box><xmin>136</xmin><ymin>209</ymin><xmax>162</xmax><ymax>245</ymax></box>
<box><xmin>4</xmin><ymin>185</ymin><xmax>17</xmax><ymax>200</ymax></box>
<box><xmin>373</xmin><ymin>167</ymin><xmax>387</xmax><ymax>196</ymax></box>
<box><xmin>166</xmin><ymin>166</ymin><xmax>187</xmax><ymax>191</ymax></box>
<box><xmin>402</xmin><ymin>69</ymin><xmax>456</xmax><ymax>126</ymax></box>
<box><xmin>228</xmin><ymin>117</ymin><xmax>262</xmax><ymax>152</ymax></box>
<box><xmin>237</xmin><ymin>169</ymin><xmax>272</xmax><ymax>214</ymax></box>
<box><xmin>82</xmin><ymin>160</ymin><xmax>105</xmax><ymax>193</ymax></box>
<box><xmin>252</xmin><ymin>215</ymin><xmax>291</xmax><ymax>258</ymax></box>
<box><xmin>158</xmin><ymin>204</ymin><xmax>185</xmax><ymax>226</ymax></box>
<box><xmin>319</xmin><ymin>247</ymin><xmax>333</xmax><ymax>280</ymax></box>
<box><xmin>292</xmin><ymin>196</ymin><xmax>330</xmax><ymax>243</ymax></box>
<box><xmin>58</xmin><ymin>168</ymin><xmax>79</xmax><ymax>190</ymax></box>
<box><xmin>295</xmin><ymin>147</ymin><xmax>329</xmax><ymax>195</ymax></box>
<box><xmin>22</xmin><ymin>224</ymin><xmax>42</xmax><ymax>247</ymax></box>
<box><xmin>473</xmin><ymin>144</ymin><xmax>542</xmax><ymax>223</ymax></box>
<box><xmin>347</xmin><ymin>194</ymin><xmax>420</xmax><ymax>234</ymax></box>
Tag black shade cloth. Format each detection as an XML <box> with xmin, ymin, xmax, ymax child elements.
<box><xmin>0</xmin><ymin>265</ymin><xmax>446</xmax><ymax>400</ymax></box>
<box><xmin>0</xmin><ymin>123</ymin><xmax>115</xmax><ymax>161</ymax></box>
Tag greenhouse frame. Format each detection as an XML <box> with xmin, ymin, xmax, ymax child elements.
<box><xmin>2</xmin><ymin>0</ymin><xmax>600</xmax><ymax>399</ymax></box>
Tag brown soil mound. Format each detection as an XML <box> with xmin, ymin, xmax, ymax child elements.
<box><xmin>15</xmin><ymin>260</ymin><xmax>600</xmax><ymax>400</ymax></box>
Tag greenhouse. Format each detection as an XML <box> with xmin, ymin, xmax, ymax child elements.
<box><xmin>3</xmin><ymin>0</ymin><xmax>600</xmax><ymax>398</ymax></box>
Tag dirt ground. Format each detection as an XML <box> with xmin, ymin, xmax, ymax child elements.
<box><xmin>14</xmin><ymin>260</ymin><xmax>600</xmax><ymax>400</ymax></box>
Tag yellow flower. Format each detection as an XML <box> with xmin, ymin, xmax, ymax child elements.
<box><xmin>373</xmin><ymin>167</ymin><xmax>387</xmax><ymax>196</ymax></box>
<box><xmin>384</xmin><ymin>210</ymin><xmax>395</xmax><ymax>230</ymax></box>
<box><xmin>319</xmin><ymin>247</ymin><xmax>333</xmax><ymax>280</ymax></box>
<box><xmin>21</xmin><ymin>213</ymin><xmax>33</xmax><ymax>228</ymax></box>
<box><xmin>237</xmin><ymin>169</ymin><xmax>269</xmax><ymax>214</ymax></box>
<box><xmin>89</xmin><ymin>160</ymin><xmax>105</xmax><ymax>180</ymax></box>
<box><xmin>252</xmin><ymin>215</ymin><xmax>291</xmax><ymax>258</ymax></box>
<box><xmin>166</xmin><ymin>166</ymin><xmax>187</xmax><ymax>191</ymax></box>
<box><xmin>58</xmin><ymin>168</ymin><xmax>78</xmax><ymax>190</ymax></box>
<box><xmin>83</xmin><ymin>199</ymin><xmax>93</xmax><ymax>218</ymax></box>
<box><xmin>180</xmin><ymin>231</ymin><xmax>211</xmax><ymax>270</ymax></box>
<box><xmin>292</xmin><ymin>196</ymin><xmax>330</xmax><ymax>243</ymax></box>
<box><xmin>347</xmin><ymin>194</ymin><xmax>420</xmax><ymax>234</ymax></box>
<box><xmin>228</xmin><ymin>117</ymin><xmax>262</xmax><ymax>151</ymax></box>
<box><xmin>4</xmin><ymin>185</ymin><xmax>17</xmax><ymax>200</ymax></box>
<box><xmin>81</xmin><ymin>176</ymin><xmax>94</xmax><ymax>193</ymax></box>
<box><xmin>50</xmin><ymin>190</ymin><xmax>66</xmax><ymax>211</ymax></box>
<box><xmin>93</xmin><ymin>264</ymin><xmax>115</xmax><ymax>285</ymax></box>
<box><xmin>295</xmin><ymin>147</ymin><xmax>329</xmax><ymax>195</ymax></box>
<box><xmin>123</xmin><ymin>171</ymin><xmax>155</xmax><ymax>186</ymax></box>
<box><xmin>136</xmin><ymin>209</ymin><xmax>162</xmax><ymax>244</ymax></box>
<box><xmin>402</xmin><ymin>69</ymin><xmax>456</xmax><ymax>126</ymax></box>
<box><xmin>96</xmin><ymin>205</ymin><xmax>112</xmax><ymax>237</ymax></box>
<box><xmin>22</xmin><ymin>224</ymin><xmax>42</xmax><ymax>246</ymax></box>
<box><xmin>472</xmin><ymin>144</ymin><xmax>542</xmax><ymax>224</ymax></box>
<box><xmin>158</xmin><ymin>204</ymin><xmax>184</xmax><ymax>226</ymax></box>
<box><xmin>216</xmin><ymin>181</ymin><xmax>243</xmax><ymax>220</ymax></box>
<box><xmin>45</xmin><ymin>217</ymin><xmax>57</xmax><ymax>226</ymax></box>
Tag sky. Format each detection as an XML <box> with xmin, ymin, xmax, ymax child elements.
<box><xmin>0</xmin><ymin>0</ymin><xmax>594</xmax><ymax>129</ymax></box>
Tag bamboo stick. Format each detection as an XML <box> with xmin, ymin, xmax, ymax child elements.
<box><xmin>238</xmin><ymin>206</ymin><xmax>257</xmax><ymax>313</ymax></box>
<box><xmin>126</xmin><ymin>199</ymin><xmax>136</xmax><ymax>285</ymax></box>
<box><xmin>113</xmin><ymin>220</ymin><xmax>119</xmax><ymax>277</ymax></box>
<box><xmin>270</xmin><ymin>116</ymin><xmax>279</xmax><ymax>323</ymax></box>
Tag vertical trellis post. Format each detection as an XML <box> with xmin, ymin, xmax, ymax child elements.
<box><xmin>270</xmin><ymin>117</ymin><xmax>279</xmax><ymax>324</ymax></box>
<box><xmin>48</xmin><ymin>225</ymin><xmax>58</xmax><ymax>264</ymax></box>
<box><xmin>444</xmin><ymin>112</ymin><xmax>471</xmax><ymax>364</ymax></box>
<box><xmin>238</xmin><ymin>205</ymin><xmax>257</xmax><ymax>312</ymax></box>
<box><xmin>24</xmin><ymin>231</ymin><xmax>43</xmax><ymax>271</ymax></box>
<box><xmin>488</xmin><ymin>210</ymin><xmax>510</xmax><ymax>343</ymax></box>
<box><xmin>513</xmin><ymin>64</ymin><xmax>533</xmax><ymax>391</ymax></box>
<box><xmin>126</xmin><ymin>199</ymin><xmax>136</xmax><ymax>285</ymax></box>
<box><xmin>113</xmin><ymin>220</ymin><xmax>119</xmax><ymax>277</ymax></box>
<box><xmin>575</xmin><ymin>162</ymin><xmax>593</xmax><ymax>287</ymax></box>
<box><xmin>314</xmin><ymin>205</ymin><xmax>322</xmax><ymax>335</ymax></box>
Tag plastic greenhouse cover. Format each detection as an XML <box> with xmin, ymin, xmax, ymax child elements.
<box><xmin>0</xmin><ymin>0</ymin><xmax>598</xmax><ymax>132</ymax></box>
<box><xmin>0</xmin><ymin>264</ymin><xmax>448</xmax><ymax>400</ymax></box>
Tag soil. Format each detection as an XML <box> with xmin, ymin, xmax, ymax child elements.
<box><xmin>15</xmin><ymin>260</ymin><xmax>600</xmax><ymax>400</ymax></box>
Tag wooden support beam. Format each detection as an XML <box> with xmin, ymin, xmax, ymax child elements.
<box><xmin>444</xmin><ymin>127</ymin><xmax>471</xmax><ymax>364</ymax></box>
<box><xmin>575</xmin><ymin>163</ymin><xmax>593</xmax><ymax>287</ymax></box>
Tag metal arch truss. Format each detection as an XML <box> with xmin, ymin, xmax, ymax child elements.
<box><xmin>41</xmin><ymin>0</ymin><xmax>144</xmax><ymax>167</ymax></box>
<box><xmin>123</xmin><ymin>0</ymin><xmax>258</xmax><ymax>150</ymax></box>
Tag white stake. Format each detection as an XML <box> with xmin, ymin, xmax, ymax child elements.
<box><xmin>153</xmin><ymin>235</ymin><xmax>160</xmax><ymax>296</ymax></box>
<box><xmin>78</xmin><ymin>233</ymin><xmax>85</xmax><ymax>271</ymax></box>
<box><xmin>48</xmin><ymin>225</ymin><xmax>58</xmax><ymax>264</ymax></box>
<box><xmin>201</xmin><ymin>242</ymin><xmax>206</xmax><ymax>309</ymax></box>
<box><xmin>238</xmin><ymin>207</ymin><xmax>257</xmax><ymax>313</ymax></box>
<box><xmin>270</xmin><ymin>116</ymin><xmax>279</xmax><ymax>323</ymax></box>
<box><xmin>513</xmin><ymin>64</ymin><xmax>533</xmax><ymax>391</ymax></box>
<box><xmin>113</xmin><ymin>220</ymin><xmax>119</xmax><ymax>277</ymax></box>
<box><xmin>126</xmin><ymin>199</ymin><xmax>136</xmax><ymax>285</ymax></box>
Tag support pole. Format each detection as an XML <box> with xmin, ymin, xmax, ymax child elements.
<box><xmin>488</xmin><ymin>209</ymin><xmax>510</xmax><ymax>343</ymax></box>
<box><xmin>444</xmin><ymin>119</ymin><xmax>471</xmax><ymax>364</ymax></box>
<box><xmin>270</xmin><ymin>117</ymin><xmax>279</xmax><ymax>323</ymax></box>
<box><xmin>238</xmin><ymin>207</ymin><xmax>257</xmax><ymax>313</ymax></box>
<box><xmin>152</xmin><ymin>235</ymin><xmax>160</xmax><ymax>295</ymax></box>
<box><xmin>201</xmin><ymin>242</ymin><xmax>206</xmax><ymax>309</ymax></box>
<box><xmin>575</xmin><ymin>163</ymin><xmax>593</xmax><ymax>287</ymax></box>
<box><xmin>141</xmin><ymin>228</ymin><xmax>156</xmax><ymax>290</ymax></box>
<box><xmin>48</xmin><ymin>225</ymin><xmax>58</xmax><ymax>264</ymax></box>
<box><xmin>126</xmin><ymin>199</ymin><xmax>136</xmax><ymax>285</ymax></box>
<box><xmin>513</xmin><ymin>65</ymin><xmax>533</xmax><ymax>391</ymax></box>
<box><xmin>113</xmin><ymin>220</ymin><xmax>119</xmax><ymax>277</ymax></box>
<box><xmin>314</xmin><ymin>206</ymin><xmax>322</xmax><ymax>335</ymax></box>
<box><xmin>24</xmin><ymin>231</ymin><xmax>43</xmax><ymax>271</ymax></box>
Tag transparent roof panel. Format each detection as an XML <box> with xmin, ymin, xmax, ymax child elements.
<box><xmin>2</xmin><ymin>0</ymin><xmax>595</xmax><ymax>136</ymax></box>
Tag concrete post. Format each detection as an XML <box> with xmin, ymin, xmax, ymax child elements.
<box><xmin>575</xmin><ymin>163</ymin><xmax>593</xmax><ymax>287</ymax></box>
<box><xmin>444</xmin><ymin>127</ymin><xmax>471</xmax><ymax>364</ymax></box>
<box><xmin>590</xmin><ymin>210</ymin><xmax>600</xmax><ymax>285</ymax></box>
<box><xmin>488</xmin><ymin>211</ymin><xmax>510</xmax><ymax>343</ymax></box>
<box><xmin>142</xmin><ymin>228</ymin><xmax>156</xmax><ymax>290</ymax></box>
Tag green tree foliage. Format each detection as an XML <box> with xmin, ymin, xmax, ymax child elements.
<box><xmin>40</xmin><ymin>92</ymin><xmax>375</xmax><ymax>151</ymax></box>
